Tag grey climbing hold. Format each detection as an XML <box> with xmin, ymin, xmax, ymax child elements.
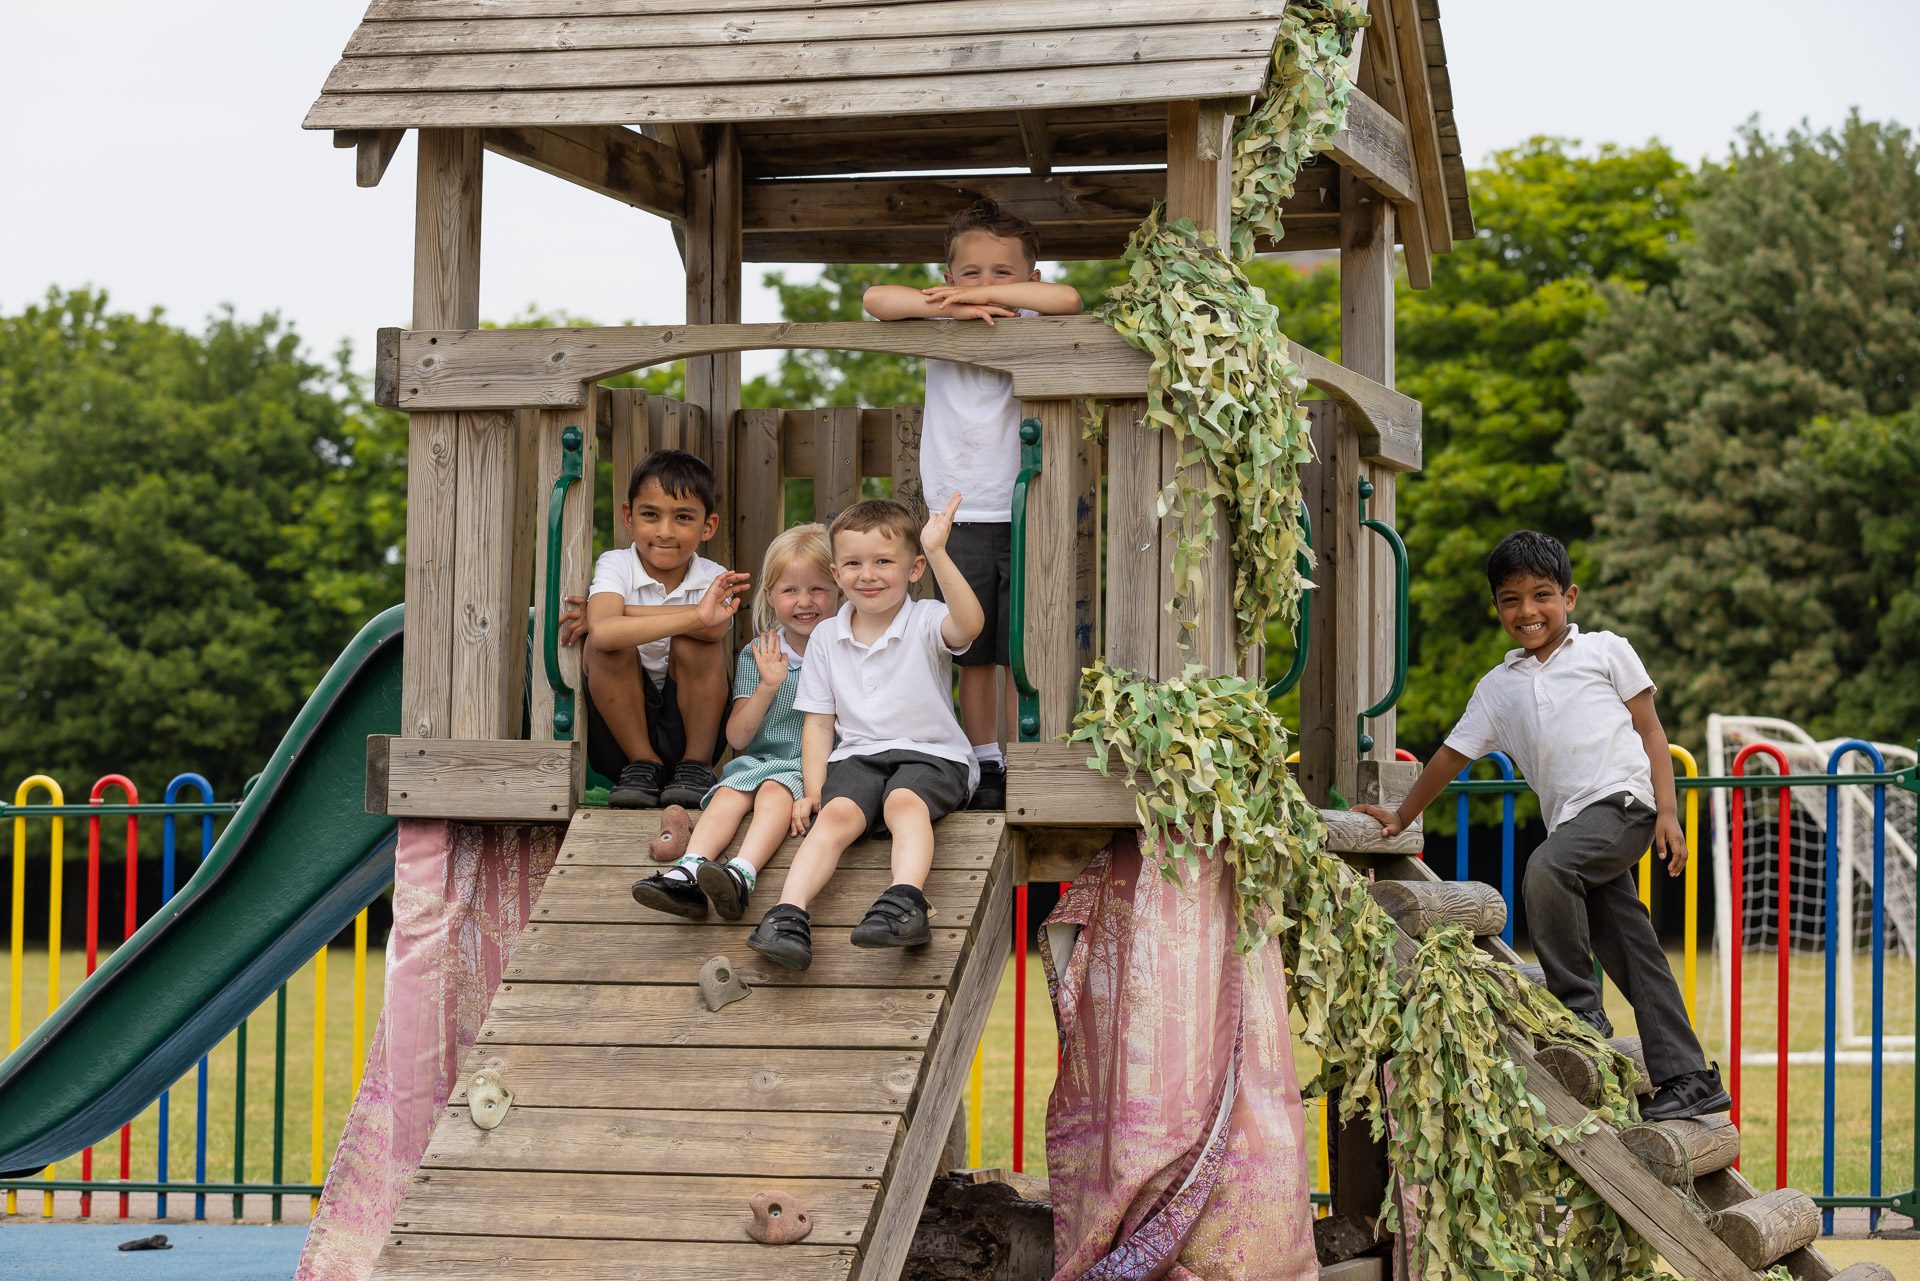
<box><xmin>466</xmin><ymin>1067</ymin><xmax>512</xmax><ymax>1130</ymax></box>
<box><xmin>747</xmin><ymin>1190</ymin><xmax>813</xmax><ymax>1244</ymax></box>
<box><xmin>700</xmin><ymin>955</ymin><xmax>751</xmax><ymax>1012</ymax></box>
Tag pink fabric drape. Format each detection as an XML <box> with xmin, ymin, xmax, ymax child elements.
<box><xmin>294</xmin><ymin>819</ymin><xmax>560</xmax><ymax>1281</ymax></box>
<box><xmin>1043</xmin><ymin>831</ymin><xmax>1318</xmax><ymax>1281</ymax></box>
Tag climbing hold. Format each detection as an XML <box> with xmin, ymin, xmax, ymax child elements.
<box><xmin>466</xmin><ymin>1067</ymin><xmax>513</xmax><ymax>1130</ymax></box>
<box><xmin>746</xmin><ymin>1191</ymin><xmax>812</xmax><ymax>1244</ymax></box>
<box><xmin>653</xmin><ymin>805</ymin><xmax>694</xmax><ymax>862</ymax></box>
<box><xmin>700</xmin><ymin>955</ymin><xmax>751</xmax><ymax>1012</ymax></box>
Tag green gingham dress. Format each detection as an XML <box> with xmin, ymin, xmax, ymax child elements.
<box><xmin>705</xmin><ymin>637</ymin><xmax>807</xmax><ymax>802</ymax></box>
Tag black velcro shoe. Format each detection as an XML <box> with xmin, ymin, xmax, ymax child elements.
<box><xmin>609</xmin><ymin>760</ymin><xmax>666</xmax><ymax>809</ymax></box>
<box><xmin>1569</xmin><ymin>1006</ymin><xmax>1615</xmax><ymax>1039</ymax></box>
<box><xmin>850</xmin><ymin>885</ymin><xmax>932</xmax><ymax>949</ymax></box>
<box><xmin>660</xmin><ymin>761</ymin><xmax>718</xmax><ymax>808</ymax></box>
<box><xmin>630</xmin><ymin>868</ymin><xmax>708</xmax><ymax>920</ymax></box>
<box><xmin>747</xmin><ymin>904</ymin><xmax>813</xmax><ymax>971</ymax></box>
<box><xmin>696</xmin><ymin>859</ymin><xmax>752</xmax><ymax>921</ymax></box>
<box><xmin>966</xmin><ymin>760</ymin><xmax>1006</xmax><ymax>811</ymax></box>
<box><xmin>1641</xmin><ymin>1062</ymin><xmax>1732</xmax><ymax>1121</ymax></box>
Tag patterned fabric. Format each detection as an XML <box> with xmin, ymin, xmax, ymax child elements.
<box><xmin>707</xmin><ymin>643</ymin><xmax>806</xmax><ymax>801</ymax></box>
<box><xmin>1042</xmin><ymin>830</ymin><xmax>1317</xmax><ymax>1281</ymax></box>
<box><xmin>293</xmin><ymin>820</ymin><xmax>559</xmax><ymax>1281</ymax></box>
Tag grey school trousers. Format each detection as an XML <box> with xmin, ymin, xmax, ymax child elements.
<box><xmin>1523</xmin><ymin>793</ymin><xmax>1708</xmax><ymax>1085</ymax></box>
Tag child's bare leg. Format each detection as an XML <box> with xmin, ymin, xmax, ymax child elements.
<box><xmin>585</xmin><ymin>645</ymin><xmax>658</xmax><ymax>763</ymax></box>
<box><xmin>779</xmin><ymin>798</ymin><xmax>867</xmax><ymax>910</ymax></box>
<box><xmin>734</xmin><ymin>781</ymin><xmax>796</xmax><ymax>873</ymax></box>
<box><xmin>686</xmin><ymin>786</ymin><xmax>754</xmax><ymax>857</ymax></box>
<box><xmin>957</xmin><ymin>665</ymin><xmax>1002</xmax><ymax>749</ymax></box>
<box><xmin>881</xmin><ymin>790</ymin><xmax>934</xmax><ymax>889</ymax></box>
<box><xmin>669</xmin><ymin>634</ymin><xmax>729</xmax><ymax>766</ymax></box>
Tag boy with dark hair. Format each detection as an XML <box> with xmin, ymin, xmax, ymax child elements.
<box><xmin>583</xmin><ymin>448</ymin><xmax>749</xmax><ymax>809</ymax></box>
<box><xmin>1355</xmin><ymin>530</ymin><xmax>1731</xmax><ymax>1121</ymax></box>
<box><xmin>862</xmin><ymin>198</ymin><xmax>1082</xmax><ymax>809</ymax></box>
<box><xmin>745</xmin><ymin>494</ymin><xmax>981</xmax><ymax>971</ymax></box>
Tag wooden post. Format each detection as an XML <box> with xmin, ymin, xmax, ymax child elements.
<box><xmin>1161</xmin><ymin>101</ymin><xmax>1238</xmax><ymax>679</ymax></box>
<box><xmin>1020</xmin><ymin>399</ymin><xmax>1079</xmax><ymax>739</ymax></box>
<box><xmin>684</xmin><ymin>124</ymin><xmax>742</xmax><ymax>570</ymax></box>
<box><xmin>449</xmin><ymin>410</ymin><xmax>522</xmax><ymax>739</ymax></box>
<box><xmin>1298</xmin><ymin>401</ymin><xmax>1362</xmax><ymax>807</ymax></box>
<box><xmin>403</xmin><ymin>128</ymin><xmax>482</xmax><ymax>739</ymax></box>
<box><xmin>1102</xmin><ymin>400</ymin><xmax>1159</xmax><ymax>677</ymax></box>
<box><xmin>814</xmin><ymin>405</ymin><xmax>861</xmax><ymax>522</ymax></box>
<box><xmin>1340</xmin><ymin>169</ymin><xmax>1399</xmax><ymax>763</ymax></box>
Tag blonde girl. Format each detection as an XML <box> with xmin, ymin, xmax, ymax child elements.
<box><xmin>630</xmin><ymin>524</ymin><xmax>838</xmax><ymax>920</ymax></box>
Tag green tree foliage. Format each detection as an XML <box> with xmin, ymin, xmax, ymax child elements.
<box><xmin>743</xmin><ymin>262</ymin><xmax>940</xmax><ymax>410</ymax></box>
<box><xmin>1565</xmin><ymin>115</ymin><xmax>1920</xmax><ymax>742</ymax></box>
<box><xmin>0</xmin><ymin>288</ymin><xmax>407</xmax><ymax>795</ymax></box>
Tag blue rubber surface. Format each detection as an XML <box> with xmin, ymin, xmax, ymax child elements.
<box><xmin>0</xmin><ymin>1223</ymin><xmax>307</xmax><ymax>1280</ymax></box>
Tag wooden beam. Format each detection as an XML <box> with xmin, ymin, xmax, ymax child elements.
<box><xmin>1020</xmin><ymin>400</ymin><xmax>1080</xmax><ymax>740</ymax></box>
<box><xmin>483</xmin><ymin>124</ymin><xmax>686</xmax><ymax>222</ymax></box>
<box><xmin>355</xmin><ymin>128</ymin><xmax>405</xmax><ymax>188</ymax></box>
<box><xmin>1016</xmin><ymin>111</ymin><xmax>1054</xmax><ymax>175</ymax></box>
<box><xmin>1324</xmin><ymin>89</ymin><xmax>1416</xmax><ymax>208</ymax></box>
<box><xmin>683</xmin><ymin>125</ymin><xmax>742</xmax><ymax>569</ymax></box>
<box><xmin>1360</xmin><ymin>0</ymin><xmax>1433</xmax><ymax>289</ymax></box>
<box><xmin>1298</xmin><ymin>401</ymin><xmax>1363</xmax><ymax>806</ymax></box>
<box><xmin>449</xmin><ymin>410</ymin><xmax>522</xmax><ymax>739</ymax></box>
<box><xmin>1385</xmin><ymin>0</ymin><xmax>1453</xmax><ymax>252</ymax></box>
<box><xmin>370</xmin><ymin>737</ymin><xmax>583</xmax><ymax>821</ymax></box>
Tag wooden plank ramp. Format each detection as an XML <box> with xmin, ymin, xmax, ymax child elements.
<box><xmin>372</xmin><ymin>810</ymin><xmax>1013</xmax><ymax>1281</ymax></box>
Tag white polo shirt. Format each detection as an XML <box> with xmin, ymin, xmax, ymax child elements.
<box><xmin>793</xmin><ymin>598</ymin><xmax>978</xmax><ymax>791</ymax></box>
<box><xmin>1444</xmin><ymin>625</ymin><xmax>1657</xmax><ymax>832</ymax></box>
<box><xmin>587</xmin><ymin>548</ymin><xmax>726</xmax><ymax>686</ymax></box>
<box><xmin>920</xmin><ymin>309</ymin><xmax>1037</xmax><ymax>523</ymax></box>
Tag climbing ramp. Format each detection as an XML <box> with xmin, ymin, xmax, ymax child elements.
<box><xmin>371</xmin><ymin>810</ymin><xmax>1013</xmax><ymax>1281</ymax></box>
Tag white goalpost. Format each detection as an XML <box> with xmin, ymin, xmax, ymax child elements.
<box><xmin>1706</xmin><ymin>714</ymin><xmax>1916</xmax><ymax>1067</ymax></box>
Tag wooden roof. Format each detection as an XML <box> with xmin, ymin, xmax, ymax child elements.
<box><xmin>305</xmin><ymin>0</ymin><xmax>1291</xmax><ymax>131</ymax></box>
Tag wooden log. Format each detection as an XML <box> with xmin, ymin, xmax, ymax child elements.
<box><xmin>1691</xmin><ymin>1166</ymin><xmax>1843</xmax><ymax>1281</ymax></box>
<box><xmin>902</xmin><ymin>1173</ymin><xmax>1052</xmax><ymax>1281</ymax></box>
<box><xmin>1619</xmin><ymin>1114</ymin><xmax>1741</xmax><ymax>1185</ymax></box>
<box><xmin>1533</xmin><ymin>1037</ymin><xmax>1651</xmax><ymax>1107</ymax></box>
<box><xmin>1367</xmin><ymin>878</ymin><xmax>1505</xmax><ymax>938</ymax></box>
<box><xmin>1712</xmin><ymin>1187</ymin><xmax>1820</xmax><ymax>1270</ymax></box>
<box><xmin>1829</xmin><ymin>1265</ymin><xmax>1897</xmax><ymax>1281</ymax></box>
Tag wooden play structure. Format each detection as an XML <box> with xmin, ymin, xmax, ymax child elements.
<box><xmin>308</xmin><ymin>3</ymin><xmax>1881</xmax><ymax>1279</ymax></box>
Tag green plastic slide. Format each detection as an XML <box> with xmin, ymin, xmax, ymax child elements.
<box><xmin>0</xmin><ymin>607</ymin><xmax>403</xmax><ymax>1176</ymax></box>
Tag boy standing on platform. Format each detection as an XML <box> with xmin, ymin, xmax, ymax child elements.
<box><xmin>745</xmin><ymin>496</ymin><xmax>981</xmax><ymax>972</ymax></box>
<box><xmin>1355</xmin><ymin>530</ymin><xmax>1732</xmax><ymax>1121</ymax></box>
<box><xmin>863</xmin><ymin>198</ymin><xmax>1082</xmax><ymax>809</ymax></box>
<box><xmin>583</xmin><ymin>449</ymin><xmax>749</xmax><ymax>810</ymax></box>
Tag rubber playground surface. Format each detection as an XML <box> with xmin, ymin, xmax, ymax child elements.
<box><xmin>0</xmin><ymin>1222</ymin><xmax>308</xmax><ymax>1280</ymax></box>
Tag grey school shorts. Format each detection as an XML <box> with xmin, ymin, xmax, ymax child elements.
<box><xmin>934</xmin><ymin>521</ymin><xmax>1010</xmax><ymax>668</ymax></box>
<box><xmin>821</xmin><ymin>750</ymin><xmax>972</xmax><ymax>835</ymax></box>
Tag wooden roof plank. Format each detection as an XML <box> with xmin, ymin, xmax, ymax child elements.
<box><xmin>443</xmin><ymin>1046</ymin><xmax>920</xmax><ymax>1114</ymax></box>
<box><xmin>480</xmin><ymin>981</ymin><xmax>943</xmax><ymax>1048</ymax></box>
<box><xmin>417</xmin><ymin>1105</ymin><xmax>899</xmax><ymax>1179</ymax></box>
<box><xmin>342</xmin><ymin>2</ymin><xmax>1286</xmax><ymax>57</ymax></box>
<box><xmin>324</xmin><ymin>25</ymin><xmax>1276</xmax><ymax>94</ymax></box>
<box><xmin>1385</xmin><ymin>0</ymin><xmax>1452</xmax><ymax>252</ymax></box>
<box><xmin>376</xmin><ymin>1229</ymin><xmax>858</xmax><ymax>1279</ymax></box>
<box><xmin>368</xmin><ymin>0</ymin><xmax>958</xmax><ymax>16</ymax></box>
<box><xmin>306</xmin><ymin>61</ymin><xmax>1272</xmax><ymax>130</ymax></box>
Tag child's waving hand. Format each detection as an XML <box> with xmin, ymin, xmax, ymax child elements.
<box><xmin>921</xmin><ymin>492</ymin><xmax>962</xmax><ymax>556</ymax></box>
<box><xmin>752</xmin><ymin>628</ymin><xmax>789</xmax><ymax>688</ymax></box>
<box><xmin>694</xmin><ymin>571</ymin><xmax>752</xmax><ymax>628</ymax></box>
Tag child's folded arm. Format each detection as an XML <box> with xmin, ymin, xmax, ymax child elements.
<box><xmin>921</xmin><ymin>282</ymin><xmax>1082</xmax><ymax>315</ymax></box>
<box><xmin>863</xmin><ymin>285</ymin><xmax>943</xmax><ymax>320</ymax></box>
<box><xmin>583</xmin><ymin>593</ymin><xmax>702</xmax><ymax>652</ymax></box>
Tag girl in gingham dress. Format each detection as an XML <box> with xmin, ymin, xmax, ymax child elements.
<box><xmin>630</xmin><ymin>524</ymin><xmax>837</xmax><ymax>920</ymax></box>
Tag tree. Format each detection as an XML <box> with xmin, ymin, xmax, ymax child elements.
<box><xmin>1565</xmin><ymin>115</ymin><xmax>1920</xmax><ymax>742</ymax></box>
<box><xmin>0</xmin><ymin>289</ymin><xmax>408</xmax><ymax>795</ymax></box>
<box><xmin>743</xmin><ymin>262</ymin><xmax>941</xmax><ymax>410</ymax></box>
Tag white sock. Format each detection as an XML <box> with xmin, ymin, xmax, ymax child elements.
<box><xmin>973</xmin><ymin>743</ymin><xmax>1005</xmax><ymax>767</ymax></box>
<box><xmin>663</xmin><ymin>854</ymin><xmax>703</xmax><ymax>882</ymax></box>
<box><xmin>727</xmin><ymin>857</ymin><xmax>758</xmax><ymax>890</ymax></box>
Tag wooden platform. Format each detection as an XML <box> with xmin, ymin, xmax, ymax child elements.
<box><xmin>372</xmin><ymin>810</ymin><xmax>1013</xmax><ymax>1281</ymax></box>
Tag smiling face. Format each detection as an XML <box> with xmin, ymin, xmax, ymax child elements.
<box><xmin>945</xmin><ymin>229</ymin><xmax>1040</xmax><ymax>290</ymax></box>
<box><xmin>831</xmin><ymin>526</ymin><xmax>925</xmax><ymax>620</ymax></box>
<box><xmin>1493</xmin><ymin>571</ymin><xmax>1579</xmax><ymax>660</ymax></box>
<box><xmin>767</xmin><ymin>563</ymin><xmax>837</xmax><ymax>638</ymax></box>
<box><xmin>621</xmin><ymin>478</ymin><xmax>717</xmax><ymax>589</ymax></box>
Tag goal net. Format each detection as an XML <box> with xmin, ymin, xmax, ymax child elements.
<box><xmin>1705</xmin><ymin>714</ymin><xmax>1916</xmax><ymax>1065</ymax></box>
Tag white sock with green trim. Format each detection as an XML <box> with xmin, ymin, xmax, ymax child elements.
<box><xmin>726</xmin><ymin>857</ymin><xmax>757</xmax><ymax>890</ymax></box>
<box><xmin>662</xmin><ymin>854</ymin><xmax>703</xmax><ymax>883</ymax></box>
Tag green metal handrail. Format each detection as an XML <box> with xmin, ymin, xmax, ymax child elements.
<box><xmin>1267</xmin><ymin>503</ymin><xmax>1314</xmax><ymax>700</ymax></box>
<box><xmin>1007</xmin><ymin>418</ymin><xmax>1043</xmax><ymax>743</ymax></box>
<box><xmin>542</xmin><ymin>425</ymin><xmax>585</xmax><ymax>740</ymax></box>
<box><xmin>1357</xmin><ymin>477</ymin><xmax>1409</xmax><ymax>755</ymax></box>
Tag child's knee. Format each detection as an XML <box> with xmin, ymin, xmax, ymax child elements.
<box><xmin>754</xmin><ymin>781</ymin><xmax>794</xmax><ymax>812</ymax></box>
<box><xmin>819</xmin><ymin>797</ymin><xmax>867</xmax><ymax>831</ymax></box>
<box><xmin>669</xmin><ymin>634</ymin><xmax>725</xmax><ymax>677</ymax></box>
<box><xmin>882</xmin><ymin>788</ymin><xmax>929</xmax><ymax>824</ymax></box>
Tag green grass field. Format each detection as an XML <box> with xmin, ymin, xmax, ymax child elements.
<box><xmin>3</xmin><ymin>940</ymin><xmax>1913</xmax><ymax>1230</ymax></box>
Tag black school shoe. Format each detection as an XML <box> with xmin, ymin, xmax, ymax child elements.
<box><xmin>609</xmin><ymin>760</ymin><xmax>666</xmax><ymax>808</ymax></box>
<box><xmin>850</xmin><ymin>885</ymin><xmax>932</xmax><ymax>949</ymax></box>
<box><xmin>747</xmin><ymin>904</ymin><xmax>813</xmax><ymax>971</ymax></box>
<box><xmin>1641</xmin><ymin>1063</ymin><xmax>1733</xmax><ymax>1121</ymax></box>
<box><xmin>1569</xmin><ymin>1006</ymin><xmax>1615</xmax><ymax>1038</ymax></box>
<box><xmin>966</xmin><ymin>760</ymin><xmax>1006</xmax><ymax>811</ymax></box>
<box><xmin>695</xmin><ymin>859</ymin><xmax>753</xmax><ymax>921</ymax></box>
<box><xmin>630</xmin><ymin>868</ymin><xmax>708</xmax><ymax>920</ymax></box>
<box><xmin>659</xmin><ymin>761</ymin><xmax>718</xmax><ymax>808</ymax></box>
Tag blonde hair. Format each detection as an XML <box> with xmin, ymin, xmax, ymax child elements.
<box><xmin>754</xmin><ymin>522</ymin><xmax>834</xmax><ymax>633</ymax></box>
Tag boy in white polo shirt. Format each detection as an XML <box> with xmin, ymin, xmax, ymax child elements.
<box><xmin>583</xmin><ymin>449</ymin><xmax>749</xmax><ymax>810</ymax></box>
<box><xmin>863</xmin><ymin>198</ymin><xmax>1082</xmax><ymax>810</ymax></box>
<box><xmin>746</xmin><ymin>495</ymin><xmax>982</xmax><ymax>971</ymax></box>
<box><xmin>1355</xmin><ymin>530</ymin><xmax>1730</xmax><ymax>1122</ymax></box>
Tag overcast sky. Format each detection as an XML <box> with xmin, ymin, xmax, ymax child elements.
<box><xmin>2</xmin><ymin>0</ymin><xmax>1915</xmax><ymax>379</ymax></box>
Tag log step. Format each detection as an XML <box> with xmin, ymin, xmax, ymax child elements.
<box><xmin>1619</xmin><ymin>1114</ymin><xmax>1740</xmax><ymax>1185</ymax></box>
<box><xmin>1367</xmin><ymin>878</ymin><xmax>1506</xmax><ymax>938</ymax></box>
<box><xmin>1514</xmin><ymin>961</ymin><xmax>1546</xmax><ymax>987</ymax></box>
<box><xmin>1533</xmin><ymin>1036</ymin><xmax>1651</xmax><ymax>1105</ymax></box>
<box><xmin>1831</xmin><ymin>1264</ymin><xmax>1898</xmax><ymax>1281</ymax></box>
<box><xmin>1712</xmin><ymin>1187</ymin><xmax>1820</xmax><ymax>1270</ymax></box>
